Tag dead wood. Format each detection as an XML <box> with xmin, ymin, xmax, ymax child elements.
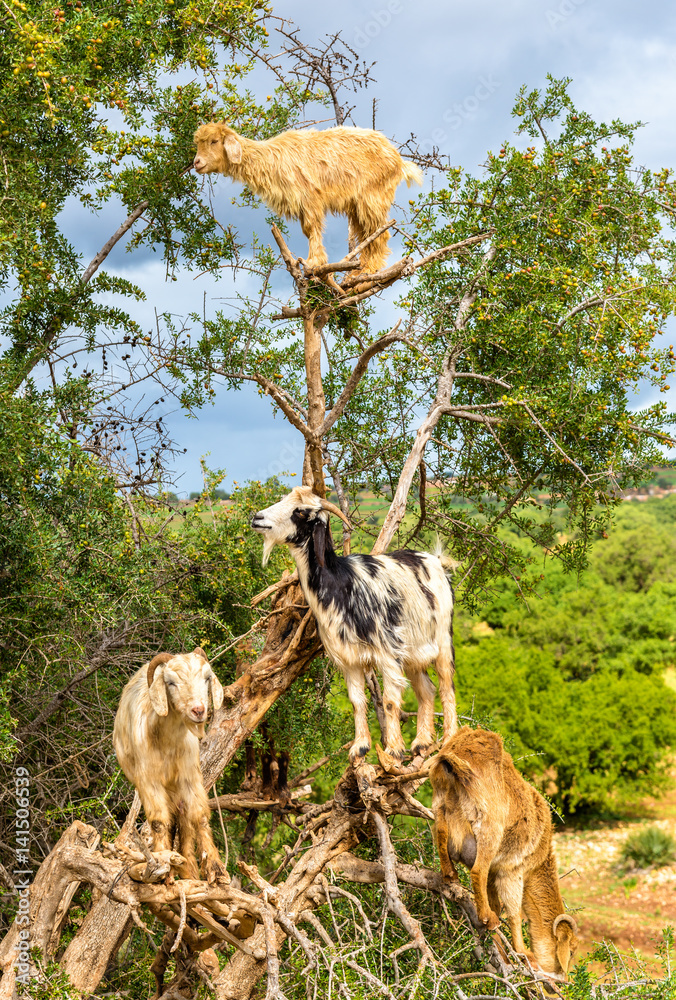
<box><xmin>0</xmin><ymin>747</ymin><xmax>542</xmax><ymax>1000</ymax></box>
<box><xmin>0</xmin><ymin>821</ymin><xmax>99</xmax><ymax>979</ymax></box>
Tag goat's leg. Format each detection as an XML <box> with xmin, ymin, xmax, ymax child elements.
<box><xmin>434</xmin><ymin>811</ymin><xmax>459</xmax><ymax>883</ymax></box>
<box><xmin>381</xmin><ymin>662</ymin><xmax>407</xmax><ymax>759</ymax></box>
<box><xmin>435</xmin><ymin>636</ymin><xmax>458</xmax><ymax>740</ymax></box>
<box><xmin>183</xmin><ymin>785</ymin><xmax>229</xmax><ymax>885</ymax></box>
<box><xmin>299</xmin><ymin>209</ymin><xmax>345</xmax><ymax>294</ymax></box>
<box><xmin>299</xmin><ymin>210</ymin><xmax>327</xmax><ymax>270</ymax></box>
<box><xmin>195</xmin><ymin>812</ymin><xmax>230</xmax><ymax>885</ymax></box>
<box><xmin>347</xmin><ymin>209</ymin><xmax>365</xmax><ymax>258</ymax></box>
<box><xmin>487</xmin><ymin>872</ymin><xmax>502</xmax><ymax>923</ymax></box>
<box><xmin>344</xmin><ymin>667</ymin><xmax>371</xmax><ymax>762</ymax></box>
<box><xmin>494</xmin><ymin>871</ymin><xmax>530</xmax><ymax>958</ymax></box>
<box><xmin>147</xmin><ymin>793</ymin><xmax>174</xmax><ymax>854</ymax></box>
<box><xmin>470</xmin><ymin>841</ymin><xmax>501</xmax><ymax>929</ymax></box>
<box><xmin>356</xmin><ymin>199</ymin><xmax>394</xmax><ymax>273</ymax></box>
<box><xmin>175</xmin><ymin>808</ymin><xmax>200</xmax><ymax>881</ymax></box>
<box><xmin>405</xmin><ymin>664</ymin><xmax>436</xmax><ymax>755</ymax></box>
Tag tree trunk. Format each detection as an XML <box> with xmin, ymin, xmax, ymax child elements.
<box><xmin>200</xmin><ymin>581</ymin><xmax>320</xmax><ymax>787</ymax></box>
<box><xmin>59</xmin><ymin>796</ymin><xmax>141</xmax><ymax>994</ymax></box>
<box><xmin>303</xmin><ymin>311</ymin><xmax>326</xmax><ymax>496</ymax></box>
<box><xmin>0</xmin><ymin>821</ymin><xmax>99</xmax><ymax>993</ymax></box>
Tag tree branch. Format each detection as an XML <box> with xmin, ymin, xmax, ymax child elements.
<box><xmin>320</xmin><ymin>321</ymin><xmax>403</xmax><ymax>436</ymax></box>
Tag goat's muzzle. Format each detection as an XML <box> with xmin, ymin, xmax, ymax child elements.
<box><xmin>190</xmin><ymin>704</ymin><xmax>206</xmax><ymax>722</ymax></box>
<box><xmin>251</xmin><ymin>513</ymin><xmax>268</xmax><ymax>531</ymax></box>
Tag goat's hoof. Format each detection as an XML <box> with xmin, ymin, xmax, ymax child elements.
<box><xmin>349</xmin><ymin>743</ymin><xmax>371</xmax><ymax>763</ymax></box>
<box><xmin>410</xmin><ymin>739</ymin><xmax>433</xmax><ymax>757</ymax></box>
<box><xmin>205</xmin><ymin>858</ymin><xmax>230</xmax><ymax>886</ymax></box>
<box><xmin>481</xmin><ymin>910</ymin><xmax>500</xmax><ymax>931</ymax></box>
<box><xmin>383</xmin><ymin>746</ymin><xmax>406</xmax><ymax>761</ymax></box>
<box><xmin>302</xmin><ymin>257</ymin><xmax>326</xmax><ymax>273</ymax></box>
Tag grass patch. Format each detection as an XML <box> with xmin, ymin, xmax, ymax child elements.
<box><xmin>620</xmin><ymin>825</ymin><xmax>676</xmax><ymax>869</ymax></box>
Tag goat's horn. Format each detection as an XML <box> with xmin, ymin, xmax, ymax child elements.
<box><xmin>318</xmin><ymin>497</ymin><xmax>351</xmax><ymax>530</ymax></box>
<box><xmin>193</xmin><ymin>646</ymin><xmax>209</xmax><ymax>661</ymax></box>
<box><xmin>552</xmin><ymin>913</ymin><xmax>577</xmax><ymax>934</ymax></box>
<box><xmin>147</xmin><ymin>652</ymin><xmax>173</xmax><ymax>688</ymax></box>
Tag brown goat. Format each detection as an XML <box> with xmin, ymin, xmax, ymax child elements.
<box><xmin>430</xmin><ymin>727</ymin><xmax>578</xmax><ymax>980</ymax></box>
<box><xmin>113</xmin><ymin>648</ymin><xmax>228</xmax><ymax>884</ymax></box>
<box><xmin>193</xmin><ymin>122</ymin><xmax>423</xmax><ymax>278</ymax></box>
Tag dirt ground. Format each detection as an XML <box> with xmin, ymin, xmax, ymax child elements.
<box><xmin>554</xmin><ymin>786</ymin><xmax>676</xmax><ymax>970</ymax></box>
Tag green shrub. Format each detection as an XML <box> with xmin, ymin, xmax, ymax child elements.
<box><xmin>620</xmin><ymin>826</ymin><xmax>676</xmax><ymax>869</ymax></box>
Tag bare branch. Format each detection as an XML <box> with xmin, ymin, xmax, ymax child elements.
<box><xmin>320</xmin><ymin>321</ymin><xmax>403</xmax><ymax>436</ymax></box>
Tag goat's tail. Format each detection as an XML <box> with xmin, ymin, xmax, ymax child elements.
<box><xmin>432</xmin><ymin>536</ymin><xmax>460</xmax><ymax>576</ymax></box>
<box><xmin>401</xmin><ymin>161</ymin><xmax>424</xmax><ymax>187</ymax></box>
<box><xmin>432</xmin><ymin>750</ymin><xmax>476</xmax><ymax>789</ymax></box>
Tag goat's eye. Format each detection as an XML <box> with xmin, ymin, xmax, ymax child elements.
<box><xmin>167</xmin><ymin>681</ymin><xmax>176</xmax><ymax>688</ymax></box>
<box><xmin>295</xmin><ymin>508</ymin><xmax>307</xmax><ymax>519</ymax></box>
<box><xmin>211</xmin><ymin>139</ymin><xmax>217</xmax><ymax>145</ymax></box>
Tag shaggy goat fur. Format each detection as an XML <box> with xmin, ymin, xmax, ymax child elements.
<box><xmin>193</xmin><ymin>122</ymin><xmax>423</xmax><ymax>275</ymax></box>
<box><xmin>430</xmin><ymin>727</ymin><xmax>578</xmax><ymax>980</ymax></box>
<box><xmin>113</xmin><ymin>648</ymin><xmax>227</xmax><ymax>882</ymax></box>
<box><xmin>251</xmin><ymin>486</ymin><xmax>457</xmax><ymax>761</ymax></box>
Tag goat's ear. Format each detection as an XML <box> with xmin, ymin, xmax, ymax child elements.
<box><xmin>148</xmin><ymin>668</ymin><xmax>169</xmax><ymax>716</ymax></box>
<box><xmin>223</xmin><ymin>135</ymin><xmax>242</xmax><ymax>163</ymax></box>
<box><xmin>209</xmin><ymin>671</ymin><xmax>224</xmax><ymax>711</ymax></box>
<box><xmin>193</xmin><ymin>647</ymin><xmax>208</xmax><ymax>661</ymax></box>
<box><xmin>312</xmin><ymin>518</ymin><xmax>327</xmax><ymax>568</ymax></box>
<box><xmin>553</xmin><ymin>915</ymin><xmax>577</xmax><ymax>974</ymax></box>
<box><xmin>147</xmin><ymin>652</ymin><xmax>172</xmax><ymax>688</ymax></box>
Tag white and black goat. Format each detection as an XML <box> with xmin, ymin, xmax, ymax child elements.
<box><xmin>251</xmin><ymin>486</ymin><xmax>457</xmax><ymax>760</ymax></box>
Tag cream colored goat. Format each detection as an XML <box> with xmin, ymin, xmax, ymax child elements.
<box><xmin>113</xmin><ymin>648</ymin><xmax>228</xmax><ymax>883</ymax></box>
<box><xmin>193</xmin><ymin>122</ymin><xmax>422</xmax><ymax>277</ymax></box>
<box><xmin>430</xmin><ymin>728</ymin><xmax>578</xmax><ymax>981</ymax></box>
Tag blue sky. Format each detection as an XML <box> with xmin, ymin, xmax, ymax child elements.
<box><xmin>72</xmin><ymin>0</ymin><xmax>676</xmax><ymax>493</ymax></box>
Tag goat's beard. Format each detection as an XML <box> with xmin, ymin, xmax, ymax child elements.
<box><xmin>261</xmin><ymin>536</ymin><xmax>275</xmax><ymax>566</ymax></box>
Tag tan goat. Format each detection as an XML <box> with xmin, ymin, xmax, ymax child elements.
<box><xmin>113</xmin><ymin>648</ymin><xmax>228</xmax><ymax>883</ymax></box>
<box><xmin>193</xmin><ymin>122</ymin><xmax>423</xmax><ymax>278</ymax></box>
<box><xmin>430</xmin><ymin>727</ymin><xmax>578</xmax><ymax>980</ymax></box>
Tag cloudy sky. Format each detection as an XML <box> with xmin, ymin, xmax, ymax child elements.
<box><xmin>84</xmin><ymin>0</ymin><xmax>676</xmax><ymax>493</ymax></box>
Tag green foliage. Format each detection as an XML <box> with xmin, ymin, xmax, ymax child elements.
<box><xmin>454</xmin><ymin>495</ymin><xmax>676</xmax><ymax>815</ymax></box>
<box><xmin>620</xmin><ymin>825</ymin><xmax>676</xmax><ymax>869</ymax></box>
<box><xmin>0</xmin><ymin>387</ymin><xmax>289</xmax><ymax>893</ymax></box>
<box><xmin>189</xmin><ymin>489</ymin><xmax>229</xmax><ymax>500</ymax></box>
<box><xmin>18</xmin><ymin>961</ymin><xmax>77</xmax><ymax>1000</ymax></box>
<box><xmin>562</xmin><ymin>933</ymin><xmax>676</xmax><ymax>999</ymax></box>
<box><xmin>404</xmin><ymin>76</ymin><xmax>676</xmax><ymax>601</ymax></box>
<box><xmin>0</xmin><ymin>0</ymin><xmax>313</xmax><ymax>391</ymax></box>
